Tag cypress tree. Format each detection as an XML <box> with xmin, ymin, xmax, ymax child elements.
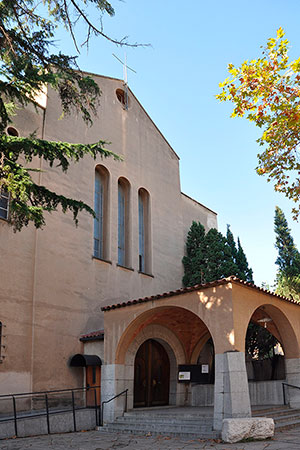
<box><xmin>236</xmin><ymin>237</ymin><xmax>254</xmax><ymax>283</ymax></box>
<box><xmin>226</xmin><ymin>225</ymin><xmax>254</xmax><ymax>282</ymax></box>
<box><xmin>204</xmin><ymin>228</ymin><xmax>238</xmax><ymax>282</ymax></box>
<box><xmin>276</xmin><ymin>274</ymin><xmax>300</xmax><ymax>301</ymax></box>
<box><xmin>182</xmin><ymin>222</ymin><xmax>206</xmax><ymax>287</ymax></box>
<box><xmin>226</xmin><ymin>225</ymin><xmax>238</xmax><ymax>261</ymax></box>
<box><xmin>274</xmin><ymin>206</ymin><xmax>300</xmax><ymax>277</ymax></box>
<box><xmin>274</xmin><ymin>207</ymin><xmax>300</xmax><ymax>300</ymax></box>
<box><xmin>182</xmin><ymin>222</ymin><xmax>254</xmax><ymax>286</ymax></box>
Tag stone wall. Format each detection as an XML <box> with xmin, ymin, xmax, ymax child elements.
<box><xmin>191</xmin><ymin>380</ymin><xmax>284</xmax><ymax>407</ymax></box>
<box><xmin>0</xmin><ymin>409</ymin><xmax>97</xmax><ymax>440</ymax></box>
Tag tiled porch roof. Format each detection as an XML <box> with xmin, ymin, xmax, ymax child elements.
<box><xmin>80</xmin><ymin>329</ymin><xmax>104</xmax><ymax>342</ymax></box>
<box><xmin>101</xmin><ymin>276</ymin><xmax>300</xmax><ymax>312</ymax></box>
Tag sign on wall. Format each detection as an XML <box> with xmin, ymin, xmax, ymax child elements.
<box><xmin>178</xmin><ymin>364</ymin><xmax>210</xmax><ymax>383</ymax></box>
<box><xmin>201</xmin><ymin>364</ymin><xmax>209</xmax><ymax>374</ymax></box>
<box><xmin>178</xmin><ymin>371</ymin><xmax>191</xmax><ymax>381</ymax></box>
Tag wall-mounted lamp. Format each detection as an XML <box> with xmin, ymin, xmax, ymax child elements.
<box><xmin>257</xmin><ymin>317</ymin><xmax>272</xmax><ymax>328</ymax></box>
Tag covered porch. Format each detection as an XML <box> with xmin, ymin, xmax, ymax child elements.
<box><xmin>101</xmin><ymin>276</ymin><xmax>300</xmax><ymax>431</ymax></box>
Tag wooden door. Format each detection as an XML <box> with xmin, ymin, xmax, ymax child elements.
<box><xmin>134</xmin><ymin>339</ymin><xmax>170</xmax><ymax>407</ymax></box>
<box><xmin>86</xmin><ymin>366</ymin><xmax>101</xmax><ymax>407</ymax></box>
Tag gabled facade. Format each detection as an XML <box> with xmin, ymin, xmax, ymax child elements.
<box><xmin>0</xmin><ymin>75</ymin><xmax>217</xmax><ymax>396</ymax></box>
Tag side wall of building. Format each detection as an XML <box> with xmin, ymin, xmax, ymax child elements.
<box><xmin>0</xmin><ymin>102</ymin><xmax>44</xmax><ymax>396</ymax></box>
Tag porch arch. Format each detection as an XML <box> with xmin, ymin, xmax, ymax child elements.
<box><xmin>115</xmin><ymin>305</ymin><xmax>214</xmax><ymax>365</ymax></box>
<box><xmin>190</xmin><ymin>332</ymin><xmax>211</xmax><ymax>364</ymax></box>
<box><xmin>124</xmin><ymin>323</ymin><xmax>186</xmax><ymax>366</ymax></box>
<box><xmin>242</xmin><ymin>303</ymin><xmax>300</xmax><ymax>359</ymax></box>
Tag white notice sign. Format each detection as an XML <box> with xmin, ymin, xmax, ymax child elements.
<box><xmin>201</xmin><ymin>364</ymin><xmax>209</xmax><ymax>374</ymax></box>
<box><xmin>178</xmin><ymin>371</ymin><xmax>191</xmax><ymax>381</ymax></box>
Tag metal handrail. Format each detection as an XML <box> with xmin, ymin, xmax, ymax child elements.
<box><xmin>282</xmin><ymin>382</ymin><xmax>300</xmax><ymax>405</ymax></box>
<box><xmin>0</xmin><ymin>385</ymin><xmax>101</xmax><ymax>437</ymax></box>
<box><xmin>100</xmin><ymin>389</ymin><xmax>128</xmax><ymax>426</ymax></box>
<box><xmin>0</xmin><ymin>386</ymin><xmax>96</xmax><ymax>399</ymax></box>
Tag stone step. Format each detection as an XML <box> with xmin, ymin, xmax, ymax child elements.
<box><xmin>252</xmin><ymin>405</ymin><xmax>290</xmax><ymax>413</ymax></box>
<box><xmin>116</xmin><ymin>416</ymin><xmax>214</xmax><ymax>424</ymax></box>
<box><xmin>105</xmin><ymin>421</ymin><xmax>214</xmax><ymax>432</ymax></box>
<box><xmin>123</xmin><ymin>411</ymin><xmax>212</xmax><ymax>419</ymax></box>
<box><xmin>273</xmin><ymin>413</ymin><xmax>300</xmax><ymax>423</ymax></box>
<box><xmin>102</xmin><ymin>411</ymin><xmax>219</xmax><ymax>439</ymax></box>
<box><xmin>252</xmin><ymin>407</ymin><xmax>300</xmax><ymax>431</ymax></box>
<box><xmin>253</xmin><ymin>407</ymin><xmax>300</xmax><ymax>418</ymax></box>
<box><xmin>275</xmin><ymin>419</ymin><xmax>300</xmax><ymax>431</ymax></box>
<box><xmin>100</xmin><ymin>425</ymin><xmax>220</xmax><ymax>439</ymax></box>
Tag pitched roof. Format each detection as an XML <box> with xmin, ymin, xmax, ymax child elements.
<box><xmin>80</xmin><ymin>329</ymin><xmax>104</xmax><ymax>342</ymax></box>
<box><xmin>81</xmin><ymin>72</ymin><xmax>180</xmax><ymax>161</ymax></box>
<box><xmin>101</xmin><ymin>276</ymin><xmax>300</xmax><ymax>312</ymax></box>
<box><xmin>181</xmin><ymin>192</ymin><xmax>217</xmax><ymax>216</ymax></box>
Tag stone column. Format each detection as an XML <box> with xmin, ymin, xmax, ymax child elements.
<box><xmin>101</xmin><ymin>363</ymin><xmax>134</xmax><ymax>423</ymax></box>
<box><xmin>285</xmin><ymin>358</ymin><xmax>300</xmax><ymax>408</ymax></box>
<box><xmin>213</xmin><ymin>351</ymin><xmax>251</xmax><ymax>431</ymax></box>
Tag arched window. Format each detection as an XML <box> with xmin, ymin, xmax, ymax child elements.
<box><xmin>118</xmin><ymin>178</ymin><xmax>130</xmax><ymax>267</ymax></box>
<box><xmin>94</xmin><ymin>166</ymin><xmax>109</xmax><ymax>260</ymax></box>
<box><xmin>138</xmin><ymin>188</ymin><xmax>151</xmax><ymax>274</ymax></box>
<box><xmin>0</xmin><ymin>189</ymin><xmax>9</xmax><ymax>220</ymax></box>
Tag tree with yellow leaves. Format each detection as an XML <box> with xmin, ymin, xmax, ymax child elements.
<box><xmin>217</xmin><ymin>28</ymin><xmax>300</xmax><ymax>220</ymax></box>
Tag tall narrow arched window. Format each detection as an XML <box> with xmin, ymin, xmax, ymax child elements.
<box><xmin>94</xmin><ymin>166</ymin><xmax>109</xmax><ymax>260</ymax></box>
<box><xmin>138</xmin><ymin>188</ymin><xmax>151</xmax><ymax>274</ymax></box>
<box><xmin>0</xmin><ymin>189</ymin><xmax>9</xmax><ymax>220</ymax></box>
<box><xmin>138</xmin><ymin>193</ymin><xmax>145</xmax><ymax>272</ymax></box>
<box><xmin>118</xmin><ymin>178</ymin><xmax>130</xmax><ymax>267</ymax></box>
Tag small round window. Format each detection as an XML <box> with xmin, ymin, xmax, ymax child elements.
<box><xmin>6</xmin><ymin>127</ymin><xmax>19</xmax><ymax>137</ymax></box>
<box><xmin>116</xmin><ymin>88</ymin><xmax>129</xmax><ymax>108</ymax></box>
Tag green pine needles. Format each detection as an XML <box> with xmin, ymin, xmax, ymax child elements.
<box><xmin>0</xmin><ymin>1</ymin><xmax>139</xmax><ymax>231</ymax></box>
<box><xmin>1</xmin><ymin>135</ymin><xmax>120</xmax><ymax>231</ymax></box>
<box><xmin>182</xmin><ymin>221</ymin><xmax>254</xmax><ymax>287</ymax></box>
<box><xmin>274</xmin><ymin>206</ymin><xmax>300</xmax><ymax>301</ymax></box>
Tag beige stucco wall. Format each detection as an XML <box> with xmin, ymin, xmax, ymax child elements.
<box><xmin>0</xmin><ymin>74</ymin><xmax>217</xmax><ymax>394</ymax></box>
<box><xmin>0</xmin><ymin>224</ymin><xmax>36</xmax><ymax>394</ymax></box>
<box><xmin>0</xmin><ymin>101</ymin><xmax>44</xmax><ymax>395</ymax></box>
<box><xmin>104</xmin><ymin>284</ymin><xmax>236</xmax><ymax>367</ymax></box>
<box><xmin>105</xmin><ymin>280</ymin><xmax>300</xmax><ymax>369</ymax></box>
<box><xmin>83</xmin><ymin>340</ymin><xmax>104</xmax><ymax>360</ymax></box>
<box><xmin>181</xmin><ymin>193</ymin><xmax>217</xmax><ymax>234</ymax></box>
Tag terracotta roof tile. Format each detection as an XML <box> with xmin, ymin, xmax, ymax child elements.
<box><xmin>80</xmin><ymin>329</ymin><xmax>104</xmax><ymax>341</ymax></box>
<box><xmin>101</xmin><ymin>276</ymin><xmax>300</xmax><ymax>312</ymax></box>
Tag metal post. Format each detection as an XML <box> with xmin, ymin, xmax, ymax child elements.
<box><xmin>71</xmin><ymin>390</ymin><xmax>77</xmax><ymax>432</ymax></box>
<box><xmin>125</xmin><ymin>389</ymin><xmax>127</xmax><ymax>413</ymax></box>
<box><xmin>283</xmin><ymin>383</ymin><xmax>286</xmax><ymax>405</ymax></box>
<box><xmin>12</xmin><ymin>396</ymin><xmax>18</xmax><ymax>437</ymax></box>
<box><xmin>98</xmin><ymin>402</ymin><xmax>101</xmax><ymax>428</ymax></box>
<box><xmin>94</xmin><ymin>388</ymin><xmax>98</xmax><ymax>426</ymax></box>
<box><xmin>45</xmin><ymin>394</ymin><xmax>50</xmax><ymax>434</ymax></box>
<box><xmin>100</xmin><ymin>401</ymin><xmax>104</xmax><ymax>427</ymax></box>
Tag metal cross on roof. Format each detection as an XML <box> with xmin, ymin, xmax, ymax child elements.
<box><xmin>113</xmin><ymin>53</ymin><xmax>136</xmax><ymax>110</ymax></box>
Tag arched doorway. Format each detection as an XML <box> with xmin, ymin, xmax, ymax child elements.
<box><xmin>245</xmin><ymin>312</ymin><xmax>285</xmax><ymax>382</ymax></box>
<box><xmin>134</xmin><ymin>339</ymin><xmax>170</xmax><ymax>407</ymax></box>
<box><xmin>197</xmin><ymin>337</ymin><xmax>215</xmax><ymax>384</ymax></box>
<box><xmin>244</xmin><ymin>304</ymin><xmax>300</xmax><ymax>407</ymax></box>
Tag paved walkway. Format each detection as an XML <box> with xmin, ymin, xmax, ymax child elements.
<box><xmin>1</xmin><ymin>429</ymin><xmax>300</xmax><ymax>450</ymax></box>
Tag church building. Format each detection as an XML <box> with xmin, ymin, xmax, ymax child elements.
<box><xmin>2</xmin><ymin>74</ymin><xmax>300</xmax><ymax>434</ymax></box>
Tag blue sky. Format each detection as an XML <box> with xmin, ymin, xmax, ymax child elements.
<box><xmin>54</xmin><ymin>0</ymin><xmax>300</xmax><ymax>287</ymax></box>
